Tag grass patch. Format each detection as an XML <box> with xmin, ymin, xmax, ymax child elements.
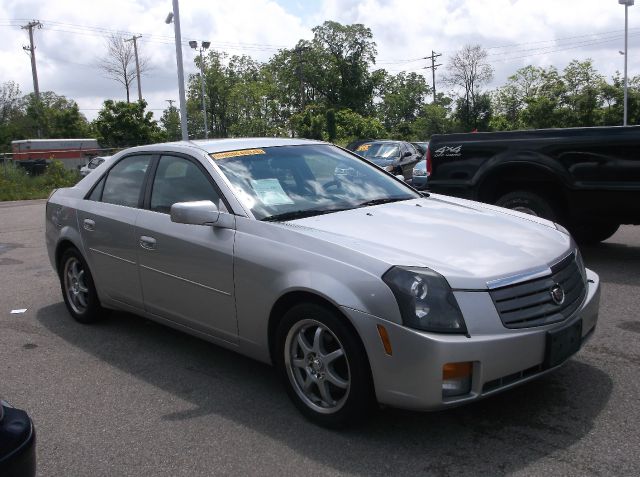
<box><xmin>0</xmin><ymin>160</ymin><xmax>81</xmax><ymax>201</ymax></box>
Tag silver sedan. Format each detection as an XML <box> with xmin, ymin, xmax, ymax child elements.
<box><xmin>45</xmin><ymin>138</ymin><xmax>600</xmax><ymax>427</ymax></box>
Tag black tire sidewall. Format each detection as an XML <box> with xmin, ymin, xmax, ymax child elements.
<box><xmin>274</xmin><ymin>303</ymin><xmax>375</xmax><ymax>428</ymax></box>
<box><xmin>59</xmin><ymin>248</ymin><xmax>104</xmax><ymax>324</ymax></box>
<box><xmin>495</xmin><ymin>190</ymin><xmax>557</xmax><ymax>222</ymax></box>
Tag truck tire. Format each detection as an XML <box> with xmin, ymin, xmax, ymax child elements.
<box><xmin>570</xmin><ymin>222</ymin><xmax>620</xmax><ymax>245</ymax></box>
<box><xmin>495</xmin><ymin>190</ymin><xmax>557</xmax><ymax>222</ymax></box>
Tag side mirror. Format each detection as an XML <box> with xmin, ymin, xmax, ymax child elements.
<box><xmin>402</xmin><ymin>151</ymin><xmax>412</xmax><ymax>158</ymax></box>
<box><xmin>170</xmin><ymin>200</ymin><xmax>219</xmax><ymax>226</ymax></box>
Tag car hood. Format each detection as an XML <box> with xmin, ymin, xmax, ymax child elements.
<box><xmin>288</xmin><ymin>194</ymin><xmax>572</xmax><ymax>290</ymax></box>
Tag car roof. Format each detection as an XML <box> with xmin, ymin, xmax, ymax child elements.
<box><xmin>122</xmin><ymin>137</ymin><xmax>328</xmax><ymax>155</ymax></box>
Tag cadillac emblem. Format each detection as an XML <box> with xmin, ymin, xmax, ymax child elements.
<box><xmin>550</xmin><ymin>284</ymin><xmax>565</xmax><ymax>305</ymax></box>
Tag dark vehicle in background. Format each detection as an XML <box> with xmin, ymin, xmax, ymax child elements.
<box><xmin>426</xmin><ymin>126</ymin><xmax>640</xmax><ymax>243</ymax></box>
<box><xmin>0</xmin><ymin>399</ymin><xmax>36</xmax><ymax>477</ymax></box>
<box><xmin>347</xmin><ymin>140</ymin><xmax>422</xmax><ymax>180</ymax></box>
<box><xmin>412</xmin><ymin>141</ymin><xmax>429</xmax><ymax>159</ymax></box>
<box><xmin>410</xmin><ymin>160</ymin><xmax>428</xmax><ymax>190</ymax></box>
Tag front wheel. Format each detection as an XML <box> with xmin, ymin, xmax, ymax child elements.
<box><xmin>275</xmin><ymin>303</ymin><xmax>375</xmax><ymax>428</ymax></box>
<box><xmin>495</xmin><ymin>190</ymin><xmax>557</xmax><ymax>221</ymax></box>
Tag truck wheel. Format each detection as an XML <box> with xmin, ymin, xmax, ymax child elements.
<box><xmin>570</xmin><ymin>222</ymin><xmax>620</xmax><ymax>245</ymax></box>
<box><xmin>495</xmin><ymin>190</ymin><xmax>557</xmax><ymax>222</ymax></box>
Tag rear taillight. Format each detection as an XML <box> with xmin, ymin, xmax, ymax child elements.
<box><xmin>426</xmin><ymin>147</ymin><xmax>432</xmax><ymax>177</ymax></box>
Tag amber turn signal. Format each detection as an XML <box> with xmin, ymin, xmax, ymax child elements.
<box><xmin>442</xmin><ymin>362</ymin><xmax>473</xmax><ymax>380</ymax></box>
<box><xmin>376</xmin><ymin>324</ymin><xmax>393</xmax><ymax>355</ymax></box>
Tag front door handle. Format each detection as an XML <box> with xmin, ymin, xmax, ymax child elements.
<box><xmin>83</xmin><ymin>219</ymin><xmax>95</xmax><ymax>231</ymax></box>
<box><xmin>139</xmin><ymin>236</ymin><xmax>157</xmax><ymax>250</ymax></box>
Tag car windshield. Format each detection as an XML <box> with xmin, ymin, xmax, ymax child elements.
<box><xmin>212</xmin><ymin>144</ymin><xmax>419</xmax><ymax>221</ymax></box>
<box><xmin>354</xmin><ymin>142</ymin><xmax>401</xmax><ymax>160</ymax></box>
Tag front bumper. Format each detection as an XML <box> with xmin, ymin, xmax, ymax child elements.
<box><xmin>342</xmin><ymin>268</ymin><xmax>600</xmax><ymax>411</ymax></box>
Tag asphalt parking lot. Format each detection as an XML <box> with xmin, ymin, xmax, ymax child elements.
<box><xmin>1</xmin><ymin>199</ymin><xmax>639</xmax><ymax>476</ymax></box>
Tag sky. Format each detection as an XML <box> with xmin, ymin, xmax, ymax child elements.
<box><xmin>1</xmin><ymin>0</ymin><xmax>638</xmax><ymax>122</ymax></box>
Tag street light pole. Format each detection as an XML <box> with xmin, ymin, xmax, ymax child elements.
<box><xmin>620</xmin><ymin>0</ymin><xmax>634</xmax><ymax>126</ymax></box>
<box><xmin>168</xmin><ymin>0</ymin><xmax>189</xmax><ymax>141</ymax></box>
<box><xmin>190</xmin><ymin>41</ymin><xmax>210</xmax><ymax>139</ymax></box>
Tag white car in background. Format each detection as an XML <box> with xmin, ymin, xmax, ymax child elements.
<box><xmin>80</xmin><ymin>156</ymin><xmax>112</xmax><ymax>177</ymax></box>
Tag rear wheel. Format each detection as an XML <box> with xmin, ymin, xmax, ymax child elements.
<box><xmin>570</xmin><ymin>222</ymin><xmax>620</xmax><ymax>245</ymax></box>
<box><xmin>495</xmin><ymin>190</ymin><xmax>557</xmax><ymax>221</ymax></box>
<box><xmin>275</xmin><ymin>303</ymin><xmax>375</xmax><ymax>428</ymax></box>
<box><xmin>59</xmin><ymin>248</ymin><xmax>107</xmax><ymax>324</ymax></box>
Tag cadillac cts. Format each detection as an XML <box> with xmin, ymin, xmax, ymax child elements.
<box><xmin>45</xmin><ymin>138</ymin><xmax>600</xmax><ymax>427</ymax></box>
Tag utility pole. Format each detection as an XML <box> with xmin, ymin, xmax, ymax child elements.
<box><xmin>424</xmin><ymin>51</ymin><xmax>442</xmax><ymax>104</ymax></box>
<box><xmin>124</xmin><ymin>35</ymin><xmax>143</xmax><ymax>102</ymax></box>
<box><xmin>294</xmin><ymin>46</ymin><xmax>310</xmax><ymax>110</ymax></box>
<box><xmin>166</xmin><ymin>99</ymin><xmax>175</xmax><ymax>108</ymax></box>
<box><xmin>167</xmin><ymin>0</ymin><xmax>189</xmax><ymax>141</ymax></box>
<box><xmin>22</xmin><ymin>20</ymin><xmax>43</xmax><ymax>138</ymax></box>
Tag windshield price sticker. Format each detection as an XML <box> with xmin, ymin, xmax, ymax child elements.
<box><xmin>250</xmin><ymin>179</ymin><xmax>294</xmax><ymax>206</ymax></box>
<box><xmin>356</xmin><ymin>144</ymin><xmax>371</xmax><ymax>152</ymax></box>
<box><xmin>211</xmin><ymin>148</ymin><xmax>266</xmax><ymax>160</ymax></box>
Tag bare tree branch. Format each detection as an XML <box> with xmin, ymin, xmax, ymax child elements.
<box><xmin>97</xmin><ymin>34</ymin><xmax>151</xmax><ymax>103</ymax></box>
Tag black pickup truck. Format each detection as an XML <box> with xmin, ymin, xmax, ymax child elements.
<box><xmin>426</xmin><ymin>126</ymin><xmax>640</xmax><ymax>243</ymax></box>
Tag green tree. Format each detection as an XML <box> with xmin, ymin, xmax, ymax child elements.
<box><xmin>0</xmin><ymin>81</ymin><xmax>24</xmax><ymax>151</ymax></box>
<box><xmin>93</xmin><ymin>99</ymin><xmax>161</xmax><ymax>147</ymax></box>
<box><xmin>377</xmin><ymin>71</ymin><xmax>429</xmax><ymax>135</ymax></box>
<box><xmin>160</xmin><ymin>105</ymin><xmax>181</xmax><ymax>141</ymax></box>
<box><xmin>311</xmin><ymin>21</ymin><xmax>378</xmax><ymax>114</ymax></box>
<box><xmin>21</xmin><ymin>92</ymin><xmax>90</xmax><ymax>138</ymax></box>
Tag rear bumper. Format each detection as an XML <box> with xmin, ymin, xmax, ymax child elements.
<box><xmin>342</xmin><ymin>268</ymin><xmax>600</xmax><ymax>411</ymax></box>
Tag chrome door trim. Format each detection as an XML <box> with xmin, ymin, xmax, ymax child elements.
<box><xmin>89</xmin><ymin>247</ymin><xmax>136</xmax><ymax>265</ymax></box>
<box><xmin>139</xmin><ymin>264</ymin><xmax>232</xmax><ymax>296</ymax></box>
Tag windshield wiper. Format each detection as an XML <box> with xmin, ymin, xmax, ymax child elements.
<box><xmin>262</xmin><ymin>208</ymin><xmax>352</xmax><ymax>222</ymax></box>
<box><xmin>356</xmin><ymin>197</ymin><xmax>409</xmax><ymax>208</ymax></box>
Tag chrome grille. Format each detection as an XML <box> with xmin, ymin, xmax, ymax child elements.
<box><xmin>490</xmin><ymin>254</ymin><xmax>586</xmax><ymax>329</ymax></box>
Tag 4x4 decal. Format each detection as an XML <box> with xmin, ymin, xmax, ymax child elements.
<box><xmin>434</xmin><ymin>145</ymin><xmax>462</xmax><ymax>157</ymax></box>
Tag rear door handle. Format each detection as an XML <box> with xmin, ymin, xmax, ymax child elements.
<box><xmin>139</xmin><ymin>236</ymin><xmax>156</xmax><ymax>250</ymax></box>
<box><xmin>83</xmin><ymin>219</ymin><xmax>95</xmax><ymax>231</ymax></box>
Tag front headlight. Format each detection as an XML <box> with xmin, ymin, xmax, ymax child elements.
<box><xmin>382</xmin><ymin>266</ymin><xmax>467</xmax><ymax>333</ymax></box>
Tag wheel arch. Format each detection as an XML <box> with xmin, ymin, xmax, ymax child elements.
<box><xmin>54</xmin><ymin>236</ymin><xmax>84</xmax><ymax>275</ymax></box>
<box><xmin>475</xmin><ymin>161</ymin><xmax>570</xmax><ymax>219</ymax></box>
<box><xmin>267</xmin><ymin>290</ymin><xmax>372</xmax><ymax>373</ymax></box>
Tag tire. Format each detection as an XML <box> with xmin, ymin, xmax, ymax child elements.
<box><xmin>274</xmin><ymin>303</ymin><xmax>375</xmax><ymax>428</ymax></box>
<box><xmin>495</xmin><ymin>190</ymin><xmax>557</xmax><ymax>222</ymax></box>
<box><xmin>58</xmin><ymin>248</ymin><xmax>107</xmax><ymax>324</ymax></box>
<box><xmin>570</xmin><ymin>222</ymin><xmax>620</xmax><ymax>245</ymax></box>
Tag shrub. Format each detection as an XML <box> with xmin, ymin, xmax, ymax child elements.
<box><xmin>0</xmin><ymin>160</ymin><xmax>80</xmax><ymax>201</ymax></box>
